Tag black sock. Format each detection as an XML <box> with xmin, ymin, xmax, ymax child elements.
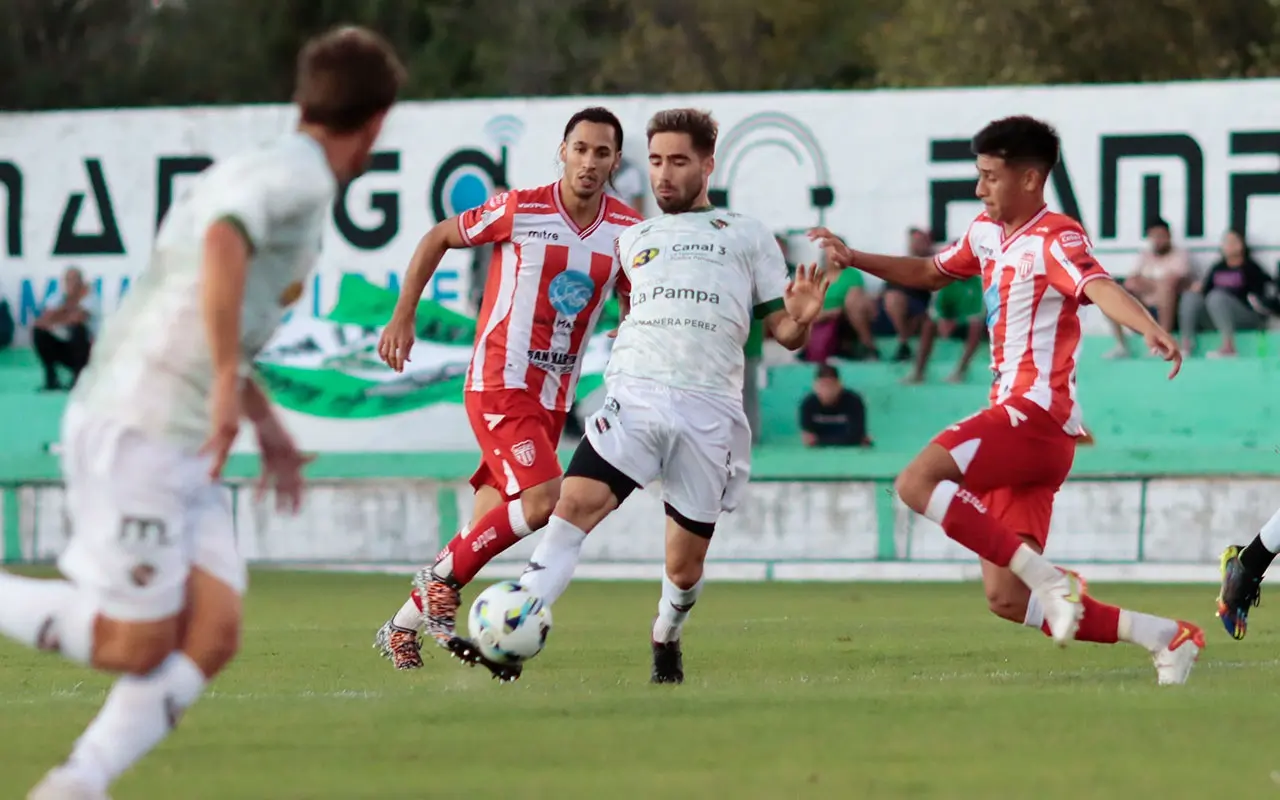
<box><xmin>1239</xmin><ymin>534</ymin><xmax>1276</xmax><ymax>577</ymax></box>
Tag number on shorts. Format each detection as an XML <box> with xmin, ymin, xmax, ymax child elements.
<box><xmin>118</xmin><ymin>516</ymin><xmax>170</xmax><ymax>547</ymax></box>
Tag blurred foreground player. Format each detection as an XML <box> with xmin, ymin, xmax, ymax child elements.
<box><xmin>810</xmin><ymin>115</ymin><xmax>1204</xmax><ymax>685</ymax></box>
<box><xmin>517</xmin><ymin>109</ymin><xmax>828</xmax><ymax>684</ymax></box>
<box><xmin>373</xmin><ymin>108</ymin><xmax>642</xmax><ymax>678</ymax></box>
<box><xmin>1215</xmin><ymin>508</ymin><xmax>1280</xmax><ymax>639</ymax></box>
<box><xmin>0</xmin><ymin>27</ymin><xmax>404</xmax><ymax>799</ymax></box>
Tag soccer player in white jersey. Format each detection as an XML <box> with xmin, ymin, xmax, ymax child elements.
<box><xmin>0</xmin><ymin>28</ymin><xmax>404</xmax><ymax>799</ymax></box>
<box><xmin>515</xmin><ymin>108</ymin><xmax>828</xmax><ymax>684</ymax></box>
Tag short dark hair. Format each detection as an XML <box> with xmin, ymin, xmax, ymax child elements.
<box><xmin>1146</xmin><ymin>217</ymin><xmax>1170</xmax><ymax>233</ymax></box>
<box><xmin>647</xmin><ymin>108</ymin><xmax>718</xmax><ymax>156</ymax></box>
<box><xmin>563</xmin><ymin>107</ymin><xmax>623</xmax><ymax>152</ymax></box>
<box><xmin>816</xmin><ymin>363</ymin><xmax>840</xmax><ymax>381</ymax></box>
<box><xmin>295</xmin><ymin>26</ymin><xmax>406</xmax><ymax>134</ymax></box>
<box><xmin>971</xmin><ymin>116</ymin><xmax>1060</xmax><ymax>173</ymax></box>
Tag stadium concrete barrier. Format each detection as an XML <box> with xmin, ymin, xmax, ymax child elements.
<box><xmin>7</xmin><ymin>477</ymin><xmax>1277</xmax><ymax>583</ymax></box>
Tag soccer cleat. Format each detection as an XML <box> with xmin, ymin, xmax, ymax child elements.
<box><xmin>1153</xmin><ymin>620</ymin><xmax>1205</xmax><ymax>686</ymax></box>
<box><xmin>651</xmin><ymin>640</ymin><xmax>684</xmax><ymax>684</ymax></box>
<box><xmin>1216</xmin><ymin>545</ymin><xmax>1262</xmax><ymax>640</ymax></box>
<box><xmin>414</xmin><ymin>567</ymin><xmax>461</xmax><ymax>647</ymax></box>
<box><xmin>372</xmin><ymin>619</ymin><xmax>423</xmax><ymax>670</ymax></box>
<box><xmin>28</xmin><ymin>767</ymin><xmax>111</xmax><ymax>799</ymax></box>
<box><xmin>444</xmin><ymin>636</ymin><xmax>523</xmax><ymax>683</ymax></box>
<box><xmin>1036</xmin><ymin>568</ymin><xmax>1087</xmax><ymax>646</ymax></box>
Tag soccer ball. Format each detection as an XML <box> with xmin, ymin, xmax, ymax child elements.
<box><xmin>467</xmin><ymin>581</ymin><xmax>553</xmax><ymax>665</ymax></box>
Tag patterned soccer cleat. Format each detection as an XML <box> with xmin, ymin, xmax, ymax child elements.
<box><xmin>414</xmin><ymin>566</ymin><xmax>462</xmax><ymax>647</ymax></box>
<box><xmin>444</xmin><ymin>636</ymin><xmax>523</xmax><ymax>683</ymax></box>
<box><xmin>1216</xmin><ymin>544</ymin><xmax>1262</xmax><ymax>640</ymax></box>
<box><xmin>651</xmin><ymin>640</ymin><xmax>684</xmax><ymax>685</ymax></box>
<box><xmin>373</xmin><ymin>619</ymin><xmax>423</xmax><ymax>670</ymax></box>
<box><xmin>1153</xmin><ymin>620</ymin><xmax>1205</xmax><ymax>686</ymax></box>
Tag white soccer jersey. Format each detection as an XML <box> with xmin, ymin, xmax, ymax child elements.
<box><xmin>71</xmin><ymin>131</ymin><xmax>336</xmax><ymax>449</ymax></box>
<box><xmin>608</xmin><ymin>209</ymin><xmax>788</xmax><ymax>397</ymax></box>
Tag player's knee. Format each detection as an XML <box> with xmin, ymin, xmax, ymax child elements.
<box><xmin>986</xmin><ymin>590</ymin><xmax>1030</xmax><ymax>624</ymax></box>
<box><xmin>893</xmin><ymin>468</ymin><xmax>934</xmax><ymax>515</ymax></box>
<box><xmin>519</xmin><ymin>482</ymin><xmax>561</xmax><ymax>531</ymax></box>
<box><xmin>183</xmin><ymin>611</ymin><xmax>242</xmax><ymax>677</ymax></box>
<box><xmin>92</xmin><ymin>617</ymin><xmax>181</xmax><ymax>675</ymax></box>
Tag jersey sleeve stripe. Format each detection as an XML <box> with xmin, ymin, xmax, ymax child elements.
<box><xmin>753</xmin><ymin>297</ymin><xmax>785</xmax><ymax>319</ymax></box>
<box><xmin>1073</xmin><ymin>271</ymin><xmax>1108</xmax><ymax>299</ymax></box>
<box><xmin>933</xmin><ymin>254</ymin><xmax>963</xmax><ymax>279</ymax></box>
<box><xmin>214</xmin><ymin>214</ymin><xmax>257</xmax><ymax>254</ymax></box>
<box><xmin>457</xmin><ymin>214</ymin><xmax>473</xmax><ymax>246</ymax></box>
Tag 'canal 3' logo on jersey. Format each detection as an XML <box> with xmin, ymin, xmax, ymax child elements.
<box><xmin>632</xmin><ymin>248</ymin><xmax>659</xmax><ymax>269</ymax></box>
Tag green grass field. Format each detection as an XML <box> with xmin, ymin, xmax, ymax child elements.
<box><xmin>0</xmin><ymin>573</ymin><xmax>1276</xmax><ymax>799</ymax></box>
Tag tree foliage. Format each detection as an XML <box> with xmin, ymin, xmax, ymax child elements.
<box><xmin>3</xmin><ymin>0</ymin><xmax>1280</xmax><ymax>111</ymax></box>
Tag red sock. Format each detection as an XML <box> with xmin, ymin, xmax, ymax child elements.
<box><xmin>939</xmin><ymin>486</ymin><xmax>1022</xmax><ymax>567</ymax></box>
<box><xmin>1038</xmin><ymin>596</ymin><xmax>1120</xmax><ymax>643</ymax></box>
<box><xmin>441</xmin><ymin>502</ymin><xmax>528</xmax><ymax>585</ymax></box>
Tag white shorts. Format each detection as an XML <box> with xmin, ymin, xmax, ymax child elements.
<box><xmin>585</xmin><ymin>375</ymin><xmax>752</xmax><ymax>525</ymax></box>
<box><xmin>57</xmin><ymin>403</ymin><xmax>247</xmax><ymax>622</ymax></box>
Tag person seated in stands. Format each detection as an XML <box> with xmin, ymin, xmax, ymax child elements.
<box><xmin>32</xmin><ymin>266</ymin><xmax>96</xmax><ymax>391</ymax></box>
<box><xmin>905</xmin><ymin>274</ymin><xmax>986</xmax><ymax>384</ymax></box>
<box><xmin>799</xmin><ymin>363</ymin><xmax>872</xmax><ymax>448</ymax></box>
<box><xmin>1105</xmin><ymin>218</ymin><xmax>1190</xmax><ymax>359</ymax></box>
<box><xmin>802</xmin><ymin>238</ymin><xmax>878</xmax><ymax>362</ymax></box>
<box><xmin>1178</xmin><ymin>228</ymin><xmax>1275</xmax><ymax>358</ymax></box>
<box><xmin>874</xmin><ymin>227</ymin><xmax>934</xmax><ymax>362</ymax></box>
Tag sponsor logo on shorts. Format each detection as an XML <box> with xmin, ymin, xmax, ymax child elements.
<box><xmin>603</xmin><ymin>396</ymin><xmax>620</xmax><ymax>415</ymax></box>
<box><xmin>130</xmin><ymin>562</ymin><xmax>158</xmax><ymax>587</ymax></box>
<box><xmin>471</xmin><ymin>527</ymin><xmax>498</xmax><ymax>552</ymax></box>
<box><xmin>511</xmin><ymin>439</ymin><xmax>537</xmax><ymax>468</ymax></box>
<box><xmin>594</xmin><ymin>416</ymin><xmax>611</xmax><ymax>434</ymax></box>
<box><xmin>632</xmin><ymin>247</ymin><xmax>659</xmax><ymax>268</ymax></box>
<box><xmin>548</xmin><ymin>270</ymin><xmax>597</xmax><ymax>316</ymax></box>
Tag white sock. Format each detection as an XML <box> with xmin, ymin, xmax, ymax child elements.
<box><xmin>60</xmin><ymin>652</ymin><xmax>207</xmax><ymax>792</ymax></box>
<box><xmin>0</xmin><ymin>573</ymin><xmax>96</xmax><ymax>664</ymax></box>
<box><xmin>1022</xmin><ymin>593</ymin><xmax>1045</xmax><ymax>630</ymax></box>
<box><xmin>923</xmin><ymin>481</ymin><xmax>959</xmax><ymax>524</ymax></box>
<box><xmin>1259</xmin><ymin>506</ymin><xmax>1280</xmax><ymax>553</ymax></box>
<box><xmin>1007</xmin><ymin>544</ymin><xmax>1063</xmax><ymax>592</ymax></box>
<box><xmin>518</xmin><ymin>516</ymin><xmax>587</xmax><ymax>607</ymax></box>
<box><xmin>1117</xmin><ymin>609</ymin><xmax>1179</xmax><ymax>652</ymax></box>
<box><xmin>391</xmin><ymin>596</ymin><xmax>423</xmax><ymax>630</ymax></box>
<box><xmin>652</xmin><ymin>573</ymin><xmax>704</xmax><ymax>644</ymax></box>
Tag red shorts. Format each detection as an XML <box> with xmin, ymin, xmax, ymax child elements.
<box><xmin>465</xmin><ymin>390</ymin><xmax>568</xmax><ymax>500</ymax></box>
<box><xmin>931</xmin><ymin>397</ymin><xmax>1076</xmax><ymax>548</ymax></box>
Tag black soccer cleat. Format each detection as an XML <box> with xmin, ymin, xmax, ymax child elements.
<box><xmin>1216</xmin><ymin>544</ymin><xmax>1263</xmax><ymax>640</ymax></box>
<box><xmin>445</xmin><ymin>635</ymin><xmax>523</xmax><ymax>683</ymax></box>
<box><xmin>651</xmin><ymin>640</ymin><xmax>684</xmax><ymax>684</ymax></box>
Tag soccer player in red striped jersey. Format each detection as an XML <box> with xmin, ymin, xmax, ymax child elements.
<box><xmin>373</xmin><ymin>107</ymin><xmax>642</xmax><ymax>679</ymax></box>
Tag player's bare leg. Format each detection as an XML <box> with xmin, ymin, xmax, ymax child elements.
<box><xmin>982</xmin><ymin>546</ymin><xmax>1203</xmax><ymax>685</ymax></box>
<box><xmin>651</xmin><ymin>515</ymin><xmax>713</xmax><ymax>685</ymax></box>
<box><xmin>895</xmin><ymin>444</ymin><xmax>1085</xmax><ymax>645</ymax></box>
<box><xmin>904</xmin><ymin>317</ymin><xmax>940</xmax><ymax>384</ymax></box>
<box><xmin>20</xmin><ymin>567</ymin><xmax>240</xmax><ymax>798</ymax></box>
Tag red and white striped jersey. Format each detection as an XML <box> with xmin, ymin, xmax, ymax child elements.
<box><xmin>458</xmin><ymin>183</ymin><xmax>643</xmax><ymax>411</ymax></box>
<box><xmin>933</xmin><ymin>207</ymin><xmax>1110</xmax><ymax>436</ymax></box>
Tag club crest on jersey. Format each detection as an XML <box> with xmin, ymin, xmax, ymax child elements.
<box><xmin>1016</xmin><ymin>250</ymin><xmax>1036</xmax><ymax>280</ymax></box>
<box><xmin>511</xmin><ymin>439</ymin><xmax>537</xmax><ymax>468</ymax></box>
<box><xmin>278</xmin><ymin>280</ymin><xmax>304</xmax><ymax>307</ymax></box>
<box><xmin>548</xmin><ymin>270</ymin><xmax>596</xmax><ymax>316</ymax></box>
<box><xmin>632</xmin><ymin>248</ymin><xmax>659</xmax><ymax>268</ymax></box>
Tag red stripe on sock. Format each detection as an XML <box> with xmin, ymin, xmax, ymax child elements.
<box><xmin>940</xmin><ymin>488</ymin><xmax>1022</xmax><ymax>567</ymax></box>
<box><xmin>1038</xmin><ymin>596</ymin><xmax>1120</xmax><ymax>643</ymax></box>
<box><xmin>448</xmin><ymin>503</ymin><xmax>522</xmax><ymax>585</ymax></box>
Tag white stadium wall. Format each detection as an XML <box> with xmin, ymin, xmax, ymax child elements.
<box><xmin>9</xmin><ymin>478</ymin><xmax>1280</xmax><ymax>581</ymax></box>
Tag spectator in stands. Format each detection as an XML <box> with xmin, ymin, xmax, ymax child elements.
<box><xmin>803</xmin><ymin>242</ymin><xmax>878</xmax><ymax>362</ymax></box>
<box><xmin>876</xmin><ymin>227</ymin><xmax>934</xmax><ymax>362</ymax></box>
<box><xmin>1178</xmin><ymin>228</ymin><xmax>1274</xmax><ymax>358</ymax></box>
<box><xmin>32</xmin><ymin>266</ymin><xmax>96</xmax><ymax>391</ymax></box>
<box><xmin>905</xmin><ymin>275</ymin><xmax>986</xmax><ymax>384</ymax></box>
<box><xmin>1104</xmin><ymin>218</ymin><xmax>1190</xmax><ymax>359</ymax></box>
<box><xmin>799</xmin><ymin>363</ymin><xmax>872</xmax><ymax>448</ymax></box>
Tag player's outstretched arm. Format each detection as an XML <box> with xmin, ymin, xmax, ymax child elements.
<box><xmin>767</xmin><ymin>263</ymin><xmax>830</xmax><ymax>351</ymax></box>
<box><xmin>1084</xmin><ymin>278</ymin><xmax>1181</xmax><ymax>378</ymax></box>
<box><xmin>199</xmin><ymin>219</ymin><xmax>252</xmax><ymax>478</ymax></box>
<box><xmin>807</xmin><ymin>227</ymin><xmax>951</xmax><ymax>291</ymax></box>
<box><xmin>379</xmin><ymin>218</ymin><xmax>469</xmax><ymax>372</ymax></box>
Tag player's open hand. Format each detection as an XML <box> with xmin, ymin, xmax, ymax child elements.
<box><xmin>784</xmin><ymin>263</ymin><xmax>830</xmax><ymax>326</ymax></box>
<box><xmin>200</xmin><ymin>373</ymin><xmax>242</xmax><ymax>480</ymax></box>
<box><xmin>1144</xmin><ymin>327</ymin><xmax>1182</xmax><ymax>379</ymax></box>
<box><xmin>378</xmin><ymin>313</ymin><xmax>416</xmax><ymax>373</ymax></box>
<box><xmin>806</xmin><ymin>227</ymin><xmax>855</xmax><ymax>269</ymax></box>
<box><xmin>253</xmin><ymin>415</ymin><xmax>315</xmax><ymax>514</ymax></box>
